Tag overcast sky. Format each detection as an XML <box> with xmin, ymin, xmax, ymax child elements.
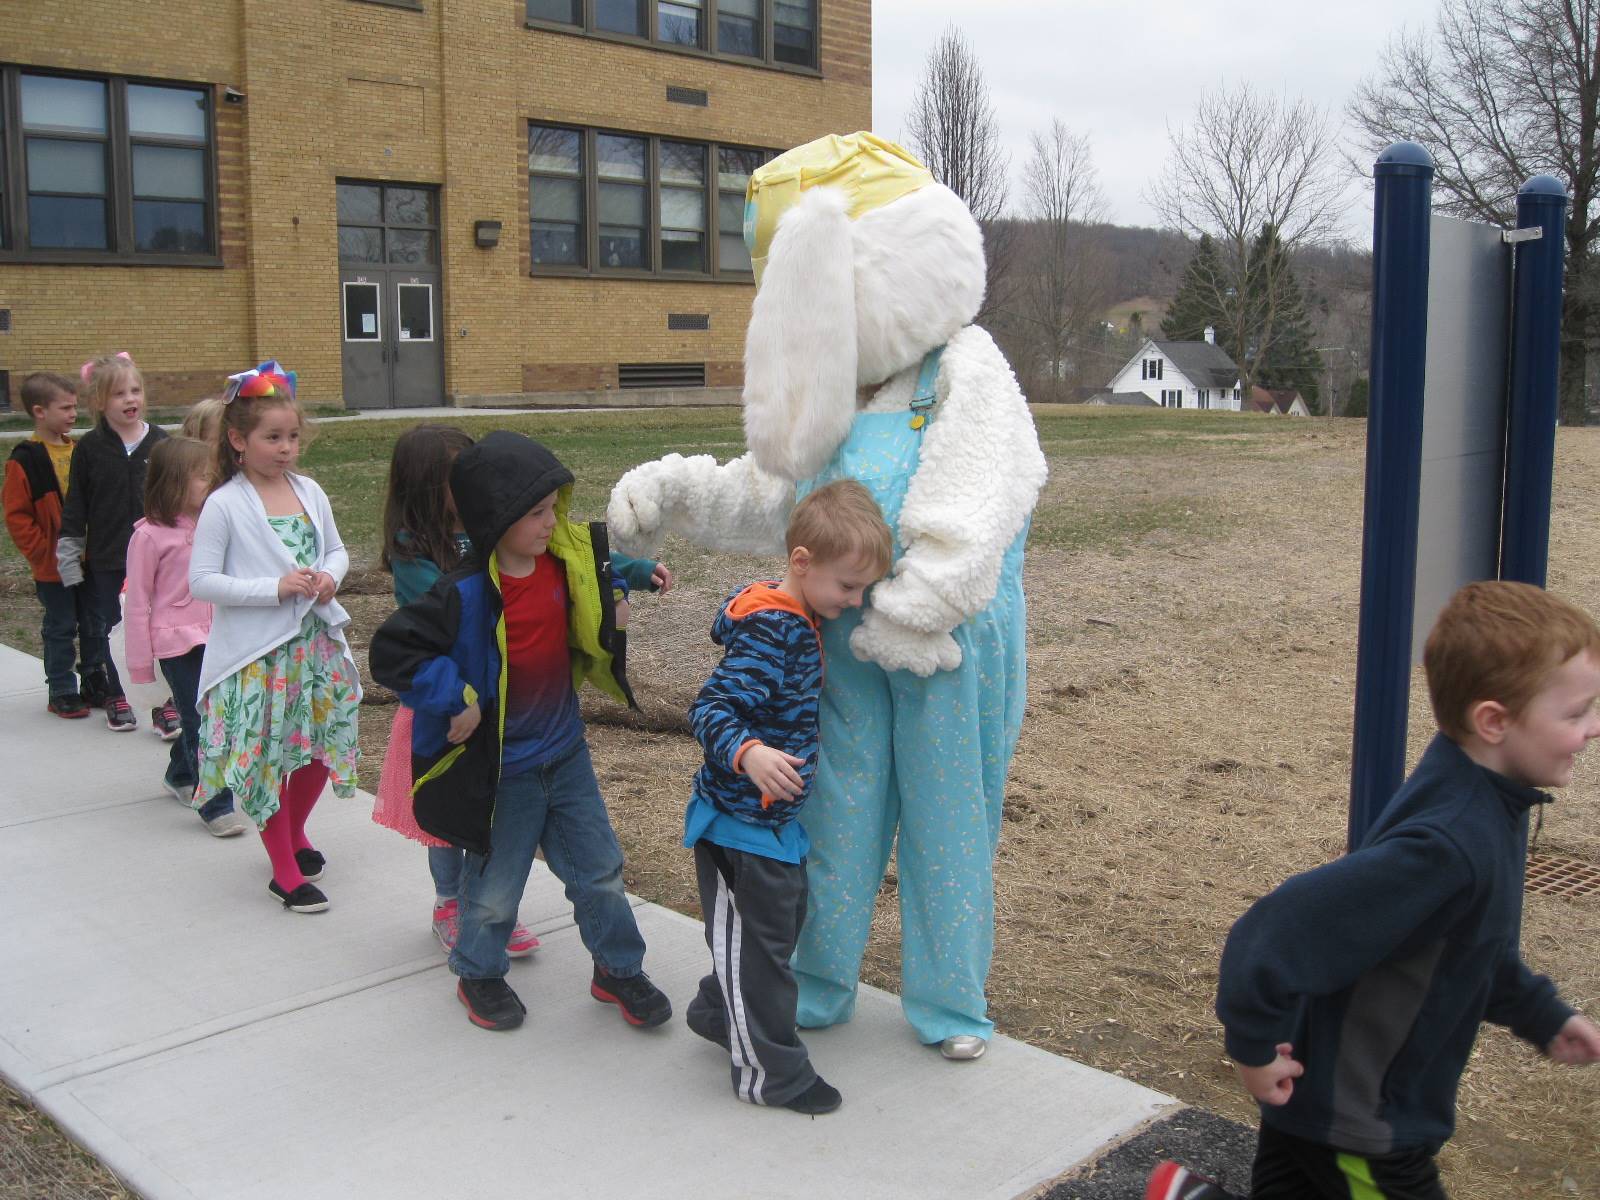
<box><xmin>871</xmin><ymin>0</ymin><xmax>1443</xmax><ymax>243</ymax></box>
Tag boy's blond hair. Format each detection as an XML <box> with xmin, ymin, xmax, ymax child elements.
<box><xmin>1424</xmin><ymin>580</ymin><xmax>1600</xmax><ymax>741</ymax></box>
<box><xmin>181</xmin><ymin>396</ymin><xmax>226</xmax><ymax>444</ymax></box>
<box><xmin>786</xmin><ymin>479</ymin><xmax>893</xmax><ymax>576</ymax></box>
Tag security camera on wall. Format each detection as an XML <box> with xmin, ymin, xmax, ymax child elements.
<box><xmin>223</xmin><ymin>86</ymin><xmax>245</xmax><ymax>105</ymax></box>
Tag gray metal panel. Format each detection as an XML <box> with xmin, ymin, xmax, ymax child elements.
<box><xmin>1412</xmin><ymin>215</ymin><xmax>1511</xmax><ymax>660</ymax></box>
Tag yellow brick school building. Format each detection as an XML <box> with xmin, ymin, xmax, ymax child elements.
<box><xmin>0</xmin><ymin>0</ymin><xmax>870</xmax><ymax>410</ymax></box>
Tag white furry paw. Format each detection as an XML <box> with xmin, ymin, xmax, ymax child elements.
<box><xmin>607</xmin><ymin>464</ymin><xmax>667</xmax><ymax>555</ymax></box>
<box><xmin>850</xmin><ymin>606</ymin><xmax>962</xmax><ymax>677</ymax></box>
<box><xmin>868</xmin><ymin>568</ymin><xmax>965</xmax><ymax>635</ymax></box>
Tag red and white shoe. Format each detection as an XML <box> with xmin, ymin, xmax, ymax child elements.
<box><xmin>432</xmin><ymin>899</ymin><xmax>460</xmax><ymax>952</ymax></box>
<box><xmin>506</xmin><ymin>921</ymin><xmax>541</xmax><ymax>957</ymax></box>
<box><xmin>1145</xmin><ymin>1162</ymin><xmax>1233</xmax><ymax>1200</ymax></box>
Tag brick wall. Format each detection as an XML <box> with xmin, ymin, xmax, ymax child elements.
<box><xmin>0</xmin><ymin>0</ymin><xmax>871</xmax><ymax>409</ymax></box>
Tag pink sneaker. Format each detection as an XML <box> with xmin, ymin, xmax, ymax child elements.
<box><xmin>506</xmin><ymin>922</ymin><xmax>541</xmax><ymax>958</ymax></box>
<box><xmin>431</xmin><ymin>899</ymin><xmax>460</xmax><ymax>952</ymax></box>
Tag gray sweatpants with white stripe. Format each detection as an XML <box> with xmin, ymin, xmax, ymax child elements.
<box><xmin>687</xmin><ymin>840</ymin><xmax>817</xmax><ymax>1107</ymax></box>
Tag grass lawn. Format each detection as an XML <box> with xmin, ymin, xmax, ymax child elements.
<box><xmin>2</xmin><ymin>405</ymin><xmax>1597</xmax><ymax>1199</ymax></box>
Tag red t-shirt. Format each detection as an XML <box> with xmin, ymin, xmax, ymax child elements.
<box><xmin>498</xmin><ymin>553</ymin><xmax>581</xmax><ymax>768</ymax></box>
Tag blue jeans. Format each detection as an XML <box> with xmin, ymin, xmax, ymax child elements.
<box><xmin>428</xmin><ymin>846</ymin><xmax>464</xmax><ymax>899</ymax></box>
<box><xmin>34</xmin><ymin>580</ymin><xmax>110</xmax><ymax>698</ymax></box>
<box><xmin>158</xmin><ymin>646</ymin><xmax>235</xmax><ymax>822</ymax></box>
<box><xmin>450</xmin><ymin>738</ymin><xmax>645</xmax><ymax>980</ymax></box>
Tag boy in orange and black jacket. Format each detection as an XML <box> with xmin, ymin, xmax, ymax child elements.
<box><xmin>2</xmin><ymin>373</ymin><xmax>107</xmax><ymax>717</ymax></box>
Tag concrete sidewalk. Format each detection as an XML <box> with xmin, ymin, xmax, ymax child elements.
<box><xmin>0</xmin><ymin>643</ymin><xmax>1174</xmax><ymax>1200</ymax></box>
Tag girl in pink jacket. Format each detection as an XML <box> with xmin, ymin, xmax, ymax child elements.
<box><xmin>125</xmin><ymin>438</ymin><xmax>246</xmax><ymax>837</ymax></box>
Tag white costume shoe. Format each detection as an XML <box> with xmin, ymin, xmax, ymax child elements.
<box><xmin>940</xmin><ymin>1035</ymin><xmax>987</xmax><ymax>1061</ymax></box>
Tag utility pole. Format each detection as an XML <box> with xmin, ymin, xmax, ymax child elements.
<box><xmin>1315</xmin><ymin>345</ymin><xmax>1344</xmax><ymax>418</ymax></box>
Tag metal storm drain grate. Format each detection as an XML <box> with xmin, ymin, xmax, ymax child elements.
<box><xmin>1526</xmin><ymin>855</ymin><xmax>1600</xmax><ymax>898</ymax></box>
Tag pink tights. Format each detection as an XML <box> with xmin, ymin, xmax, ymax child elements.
<box><xmin>259</xmin><ymin>761</ymin><xmax>330</xmax><ymax>889</ymax></box>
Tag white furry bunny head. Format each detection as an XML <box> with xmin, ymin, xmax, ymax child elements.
<box><xmin>741</xmin><ymin>180</ymin><xmax>987</xmax><ymax>482</ymax></box>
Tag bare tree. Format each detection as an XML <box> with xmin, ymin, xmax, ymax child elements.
<box><xmin>1348</xmin><ymin>0</ymin><xmax>1599</xmax><ymax>424</ymax></box>
<box><xmin>1148</xmin><ymin>84</ymin><xmax>1346</xmax><ymax>394</ymax></box>
<box><xmin>1013</xmin><ymin>119</ymin><xmax>1110</xmax><ymax>399</ymax></box>
<box><xmin>905</xmin><ymin>24</ymin><xmax>1013</xmax><ymax>320</ymax></box>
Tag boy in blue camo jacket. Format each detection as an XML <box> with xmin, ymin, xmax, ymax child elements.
<box><xmin>683</xmin><ymin>479</ymin><xmax>892</xmax><ymax>1116</ymax></box>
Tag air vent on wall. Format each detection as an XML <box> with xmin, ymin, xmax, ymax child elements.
<box><xmin>667</xmin><ymin>313</ymin><xmax>710</xmax><ymax>331</ymax></box>
<box><xmin>665</xmin><ymin>85</ymin><xmax>709</xmax><ymax>107</ymax></box>
<box><xmin>618</xmin><ymin>362</ymin><xmax>706</xmax><ymax>389</ymax></box>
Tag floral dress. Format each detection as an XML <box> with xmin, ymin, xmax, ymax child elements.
<box><xmin>196</xmin><ymin>513</ymin><xmax>361</xmax><ymax>827</ymax></box>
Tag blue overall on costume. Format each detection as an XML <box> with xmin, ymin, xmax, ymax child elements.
<box><xmin>791</xmin><ymin>351</ymin><xmax>1029</xmax><ymax>1043</ymax></box>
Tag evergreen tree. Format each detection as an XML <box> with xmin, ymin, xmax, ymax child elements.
<box><xmin>1248</xmin><ymin>225</ymin><xmax>1322</xmax><ymax>411</ymax></box>
<box><xmin>1160</xmin><ymin>234</ymin><xmax>1231</xmax><ymax>351</ymax></box>
<box><xmin>1344</xmin><ymin>377</ymin><xmax>1369</xmax><ymax>418</ymax></box>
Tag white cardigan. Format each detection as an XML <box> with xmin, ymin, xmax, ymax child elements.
<box><xmin>189</xmin><ymin>472</ymin><xmax>359</xmax><ymax>700</ymax></box>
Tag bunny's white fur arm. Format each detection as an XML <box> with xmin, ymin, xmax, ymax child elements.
<box><xmin>608</xmin><ymin>451</ymin><xmax>794</xmax><ymax>557</ymax></box>
<box><xmin>867</xmin><ymin>325</ymin><xmax>1047</xmax><ymax>636</ymax></box>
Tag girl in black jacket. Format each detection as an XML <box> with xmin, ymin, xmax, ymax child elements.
<box><xmin>56</xmin><ymin>353</ymin><xmax>168</xmax><ymax>731</ymax></box>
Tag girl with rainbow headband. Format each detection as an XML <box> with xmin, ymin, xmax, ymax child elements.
<box><xmin>189</xmin><ymin>362</ymin><xmax>361</xmax><ymax>913</ymax></box>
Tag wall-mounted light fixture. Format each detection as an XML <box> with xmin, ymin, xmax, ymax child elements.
<box><xmin>474</xmin><ymin>220</ymin><xmax>502</xmax><ymax>249</ymax></box>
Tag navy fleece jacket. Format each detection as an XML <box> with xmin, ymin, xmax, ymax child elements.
<box><xmin>1216</xmin><ymin>733</ymin><xmax>1574</xmax><ymax>1156</ymax></box>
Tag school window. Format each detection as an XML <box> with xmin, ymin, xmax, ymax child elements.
<box><xmin>336</xmin><ymin>181</ymin><xmax>440</xmax><ymax>265</ymax></box>
<box><xmin>530</xmin><ymin>123</ymin><xmax>773</xmax><ymax>279</ymax></box>
<box><xmin>0</xmin><ymin>67</ymin><xmax>216</xmax><ymax>262</ymax></box>
<box><xmin>525</xmin><ymin>0</ymin><xmax>817</xmax><ymax>70</ymax></box>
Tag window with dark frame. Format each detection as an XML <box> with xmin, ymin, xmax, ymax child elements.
<box><xmin>525</xmin><ymin>0</ymin><xmax>817</xmax><ymax>70</ymax></box>
<box><xmin>530</xmin><ymin>122</ymin><xmax>772</xmax><ymax>280</ymax></box>
<box><xmin>336</xmin><ymin>181</ymin><xmax>440</xmax><ymax>266</ymax></box>
<box><xmin>596</xmin><ymin>0</ymin><xmax>646</xmax><ymax>34</ymax></box>
<box><xmin>0</xmin><ymin>67</ymin><xmax>216</xmax><ymax>261</ymax></box>
<box><xmin>529</xmin><ymin>126</ymin><xmax>584</xmax><ymax>266</ymax></box>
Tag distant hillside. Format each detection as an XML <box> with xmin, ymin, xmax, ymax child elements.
<box><xmin>983</xmin><ymin>218</ymin><xmax>1373</xmax><ymax>409</ymax></box>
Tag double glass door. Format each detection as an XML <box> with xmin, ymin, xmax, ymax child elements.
<box><xmin>337</xmin><ymin>181</ymin><xmax>443</xmax><ymax>409</ymax></box>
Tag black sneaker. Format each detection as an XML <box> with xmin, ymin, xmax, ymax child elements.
<box><xmin>153</xmin><ymin>701</ymin><xmax>181</xmax><ymax>741</ymax></box>
<box><xmin>80</xmin><ymin>671</ymin><xmax>111</xmax><ymax>709</ymax></box>
<box><xmin>268</xmin><ymin>880</ymin><xmax>330</xmax><ymax>913</ymax></box>
<box><xmin>47</xmin><ymin>693</ymin><xmax>91</xmax><ymax>719</ymax></box>
<box><xmin>685</xmin><ymin>1005</ymin><xmax>730</xmax><ymax>1051</ymax></box>
<box><xmin>104</xmin><ymin>695</ymin><xmax>136</xmax><ymax>732</ymax></box>
<box><xmin>458</xmin><ymin>978</ymin><xmax>526</xmax><ymax>1031</ymax></box>
<box><xmin>782</xmin><ymin>1077</ymin><xmax>842</xmax><ymax>1116</ymax></box>
<box><xmin>295</xmin><ymin>848</ymin><xmax>325</xmax><ymax>882</ymax></box>
<box><xmin>591</xmin><ymin>965</ymin><xmax>672</xmax><ymax>1028</ymax></box>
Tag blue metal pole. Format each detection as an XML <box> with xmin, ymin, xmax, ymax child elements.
<box><xmin>1500</xmin><ymin>175</ymin><xmax>1570</xmax><ymax>588</ymax></box>
<box><xmin>1349</xmin><ymin>143</ymin><xmax>1434</xmax><ymax>849</ymax></box>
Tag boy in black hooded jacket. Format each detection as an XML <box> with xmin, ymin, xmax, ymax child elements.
<box><xmin>370</xmin><ymin>431</ymin><xmax>670</xmax><ymax>1033</ymax></box>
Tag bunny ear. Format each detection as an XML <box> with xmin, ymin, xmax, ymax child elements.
<box><xmin>741</xmin><ymin>186</ymin><xmax>859</xmax><ymax>483</ymax></box>
<box><xmin>80</xmin><ymin>360</ymin><xmax>95</xmax><ymax>384</ymax></box>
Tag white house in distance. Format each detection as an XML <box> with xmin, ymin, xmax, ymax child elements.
<box><xmin>1102</xmin><ymin>327</ymin><xmax>1242</xmax><ymax>410</ymax></box>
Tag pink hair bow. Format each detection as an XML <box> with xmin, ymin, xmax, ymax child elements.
<box><xmin>79</xmin><ymin>351</ymin><xmax>133</xmax><ymax>384</ymax></box>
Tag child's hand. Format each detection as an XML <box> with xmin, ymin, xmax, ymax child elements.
<box><xmin>741</xmin><ymin>743</ymin><xmax>806</xmax><ymax>805</ymax></box>
<box><xmin>615</xmin><ymin>596</ymin><xmax>631</xmax><ymax>629</ymax></box>
<box><xmin>311</xmin><ymin>571</ymin><xmax>337</xmax><ymax>604</ymax></box>
<box><xmin>1235</xmin><ymin>1043</ymin><xmax>1304</xmax><ymax>1106</ymax></box>
<box><xmin>1548</xmin><ymin>1014</ymin><xmax>1600</xmax><ymax>1064</ymax></box>
<box><xmin>277</xmin><ymin>568</ymin><xmax>317</xmax><ymax>601</ymax></box>
<box><xmin>447</xmin><ymin>701</ymin><xmax>481</xmax><ymax>745</ymax></box>
<box><xmin>650</xmin><ymin>563</ymin><xmax>675</xmax><ymax>594</ymax></box>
